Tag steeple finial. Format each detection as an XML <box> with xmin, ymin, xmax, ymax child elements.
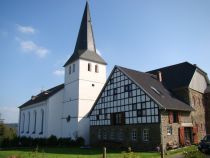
<box><xmin>64</xmin><ymin>2</ymin><xmax>107</xmax><ymax>66</ymax></box>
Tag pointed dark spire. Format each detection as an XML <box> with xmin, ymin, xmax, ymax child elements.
<box><xmin>64</xmin><ymin>2</ymin><xmax>107</xmax><ymax>67</ymax></box>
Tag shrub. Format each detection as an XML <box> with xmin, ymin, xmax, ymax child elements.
<box><xmin>46</xmin><ymin>135</ymin><xmax>57</xmax><ymax>146</ymax></box>
<box><xmin>0</xmin><ymin>135</ymin><xmax>85</xmax><ymax>148</ymax></box>
<box><xmin>75</xmin><ymin>137</ymin><xmax>85</xmax><ymax>146</ymax></box>
<box><xmin>183</xmin><ymin>148</ymin><xmax>206</xmax><ymax>158</ymax></box>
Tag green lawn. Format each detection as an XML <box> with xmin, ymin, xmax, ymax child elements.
<box><xmin>0</xmin><ymin>147</ymin><xmax>160</xmax><ymax>158</ymax></box>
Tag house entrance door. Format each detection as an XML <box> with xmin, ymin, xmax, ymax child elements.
<box><xmin>184</xmin><ymin>127</ymin><xmax>193</xmax><ymax>145</ymax></box>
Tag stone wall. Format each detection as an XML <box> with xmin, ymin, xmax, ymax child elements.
<box><xmin>188</xmin><ymin>88</ymin><xmax>206</xmax><ymax>140</ymax></box>
<box><xmin>205</xmin><ymin>92</ymin><xmax>210</xmax><ymax>134</ymax></box>
<box><xmin>90</xmin><ymin>124</ymin><xmax>160</xmax><ymax>151</ymax></box>
<box><xmin>172</xmin><ymin>87</ymin><xmax>206</xmax><ymax>141</ymax></box>
<box><xmin>160</xmin><ymin>110</ymin><xmax>191</xmax><ymax>150</ymax></box>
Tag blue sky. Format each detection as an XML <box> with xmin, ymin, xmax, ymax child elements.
<box><xmin>0</xmin><ymin>0</ymin><xmax>210</xmax><ymax>123</ymax></box>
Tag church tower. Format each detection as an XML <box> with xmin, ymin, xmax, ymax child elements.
<box><xmin>62</xmin><ymin>2</ymin><xmax>107</xmax><ymax>143</ymax></box>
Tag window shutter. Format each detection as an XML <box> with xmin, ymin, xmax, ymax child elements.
<box><xmin>179</xmin><ymin>127</ymin><xmax>185</xmax><ymax>146</ymax></box>
<box><xmin>193</xmin><ymin>126</ymin><xmax>199</xmax><ymax>144</ymax></box>
<box><xmin>169</xmin><ymin>111</ymin><xmax>173</xmax><ymax>124</ymax></box>
<box><xmin>178</xmin><ymin>112</ymin><xmax>181</xmax><ymax>123</ymax></box>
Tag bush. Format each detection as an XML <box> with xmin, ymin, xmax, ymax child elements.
<box><xmin>75</xmin><ymin>137</ymin><xmax>85</xmax><ymax>146</ymax></box>
<box><xmin>0</xmin><ymin>135</ymin><xmax>85</xmax><ymax>148</ymax></box>
<box><xmin>47</xmin><ymin>135</ymin><xmax>57</xmax><ymax>146</ymax></box>
<box><xmin>58</xmin><ymin>137</ymin><xmax>72</xmax><ymax>146</ymax></box>
<box><xmin>183</xmin><ymin>148</ymin><xmax>206</xmax><ymax>158</ymax></box>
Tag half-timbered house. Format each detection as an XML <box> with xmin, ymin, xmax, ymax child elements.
<box><xmin>89</xmin><ymin>64</ymin><xmax>209</xmax><ymax>150</ymax></box>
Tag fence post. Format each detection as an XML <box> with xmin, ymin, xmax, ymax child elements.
<box><xmin>103</xmin><ymin>147</ymin><xmax>106</xmax><ymax>158</ymax></box>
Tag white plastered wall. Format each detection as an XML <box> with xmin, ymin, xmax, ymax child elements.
<box><xmin>189</xmin><ymin>70</ymin><xmax>208</xmax><ymax>93</ymax></box>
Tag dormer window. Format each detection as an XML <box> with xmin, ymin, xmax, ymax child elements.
<box><xmin>88</xmin><ymin>63</ymin><xmax>91</xmax><ymax>71</ymax></box>
<box><xmin>73</xmin><ymin>64</ymin><xmax>75</xmax><ymax>72</ymax></box>
<box><xmin>95</xmin><ymin>65</ymin><xmax>99</xmax><ymax>73</ymax></box>
<box><xmin>69</xmin><ymin>65</ymin><xmax>71</xmax><ymax>74</ymax></box>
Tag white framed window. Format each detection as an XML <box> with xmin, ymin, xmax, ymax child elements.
<box><xmin>118</xmin><ymin>129</ymin><xmax>124</xmax><ymax>140</ymax></box>
<box><xmin>98</xmin><ymin>129</ymin><xmax>101</xmax><ymax>140</ymax></box>
<box><xmin>103</xmin><ymin>129</ymin><xmax>107</xmax><ymax>140</ymax></box>
<box><xmin>73</xmin><ymin>64</ymin><xmax>75</xmax><ymax>72</ymax></box>
<box><xmin>143</xmin><ymin>129</ymin><xmax>149</xmax><ymax>141</ymax></box>
<box><xmin>88</xmin><ymin>63</ymin><xmax>91</xmax><ymax>71</ymax></box>
<box><xmin>110</xmin><ymin>130</ymin><xmax>115</xmax><ymax>140</ymax></box>
<box><xmin>132</xmin><ymin>129</ymin><xmax>137</xmax><ymax>141</ymax></box>
<box><xmin>167</xmin><ymin>126</ymin><xmax>173</xmax><ymax>135</ymax></box>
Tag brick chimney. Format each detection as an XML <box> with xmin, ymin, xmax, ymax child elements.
<box><xmin>157</xmin><ymin>71</ymin><xmax>162</xmax><ymax>82</ymax></box>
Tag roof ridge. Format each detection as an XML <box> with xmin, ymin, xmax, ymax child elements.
<box><xmin>147</xmin><ymin>61</ymin><xmax>192</xmax><ymax>72</ymax></box>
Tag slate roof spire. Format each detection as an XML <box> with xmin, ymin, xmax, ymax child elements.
<box><xmin>64</xmin><ymin>1</ymin><xmax>107</xmax><ymax>66</ymax></box>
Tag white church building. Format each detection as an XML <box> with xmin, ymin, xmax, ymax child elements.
<box><xmin>18</xmin><ymin>2</ymin><xmax>107</xmax><ymax>144</ymax></box>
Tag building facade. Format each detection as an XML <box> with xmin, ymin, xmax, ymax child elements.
<box><xmin>18</xmin><ymin>2</ymin><xmax>210</xmax><ymax>151</ymax></box>
<box><xmin>18</xmin><ymin>2</ymin><xmax>106</xmax><ymax>144</ymax></box>
<box><xmin>89</xmin><ymin>65</ymin><xmax>210</xmax><ymax>150</ymax></box>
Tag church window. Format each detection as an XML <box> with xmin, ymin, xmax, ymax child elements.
<box><xmin>69</xmin><ymin>66</ymin><xmax>71</xmax><ymax>74</ymax></box>
<box><xmin>95</xmin><ymin>65</ymin><xmax>99</xmax><ymax>73</ymax></box>
<box><xmin>73</xmin><ymin>64</ymin><xmax>75</xmax><ymax>72</ymax></box>
<box><xmin>33</xmin><ymin>111</ymin><xmax>36</xmax><ymax>134</ymax></box>
<box><xmin>88</xmin><ymin>63</ymin><xmax>91</xmax><ymax>71</ymax></box>
<box><xmin>27</xmin><ymin>112</ymin><xmax>30</xmax><ymax>133</ymax></box>
<box><xmin>21</xmin><ymin>113</ymin><xmax>25</xmax><ymax>133</ymax></box>
<box><xmin>40</xmin><ymin>109</ymin><xmax>44</xmax><ymax>135</ymax></box>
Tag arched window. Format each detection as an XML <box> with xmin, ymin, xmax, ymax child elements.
<box><xmin>27</xmin><ymin>112</ymin><xmax>30</xmax><ymax>133</ymax></box>
<box><xmin>33</xmin><ymin>111</ymin><xmax>36</xmax><ymax>134</ymax></box>
<box><xmin>73</xmin><ymin>64</ymin><xmax>75</xmax><ymax>72</ymax></box>
<box><xmin>69</xmin><ymin>65</ymin><xmax>71</xmax><ymax>74</ymax></box>
<box><xmin>88</xmin><ymin>63</ymin><xmax>91</xmax><ymax>72</ymax></box>
<box><xmin>40</xmin><ymin>109</ymin><xmax>44</xmax><ymax>135</ymax></box>
<box><xmin>21</xmin><ymin>113</ymin><xmax>25</xmax><ymax>133</ymax></box>
<box><xmin>95</xmin><ymin>65</ymin><xmax>99</xmax><ymax>73</ymax></box>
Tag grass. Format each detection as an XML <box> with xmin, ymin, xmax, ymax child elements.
<box><xmin>0</xmin><ymin>147</ymin><xmax>160</xmax><ymax>158</ymax></box>
<box><xmin>166</xmin><ymin>145</ymin><xmax>197</xmax><ymax>156</ymax></box>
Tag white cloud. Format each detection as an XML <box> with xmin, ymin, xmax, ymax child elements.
<box><xmin>53</xmin><ymin>69</ymin><xmax>64</xmax><ymax>76</ymax></box>
<box><xmin>17</xmin><ymin>24</ymin><xmax>35</xmax><ymax>34</ymax></box>
<box><xmin>96</xmin><ymin>49</ymin><xmax>102</xmax><ymax>56</ymax></box>
<box><xmin>19</xmin><ymin>40</ymin><xmax>49</xmax><ymax>58</ymax></box>
<box><xmin>0</xmin><ymin>106</ymin><xmax>19</xmax><ymax>123</ymax></box>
